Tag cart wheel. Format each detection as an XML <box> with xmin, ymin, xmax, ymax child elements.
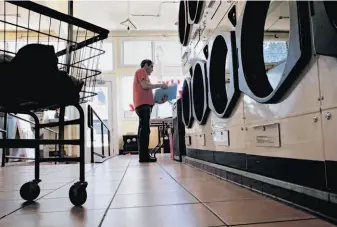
<box><xmin>69</xmin><ymin>184</ymin><xmax>87</xmax><ymax>206</ymax></box>
<box><xmin>20</xmin><ymin>181</ymin><xmax>40</xmax><ymax>202</ymax></box>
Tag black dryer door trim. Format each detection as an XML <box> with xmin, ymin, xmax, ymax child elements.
<box><xmin>236</xmin><ymin>1</ymin><xmax>312</xmax><ymax>104</ymax></box>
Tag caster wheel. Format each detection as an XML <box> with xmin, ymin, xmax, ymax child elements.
<box><xmin>20</xmin><ymin>181</ymin><xmax>40</xmax><ymax>201</ymax></box>
<box><xmin>69</xmin><ymin>184</ymin><xmax>87</xmax><ymax>206</ymax></box>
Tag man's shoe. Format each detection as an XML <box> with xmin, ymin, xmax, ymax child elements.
<box><xmin>139</xmin><ymin>156</ymin><xmax>157</xmax><ymax>163</ymax></box>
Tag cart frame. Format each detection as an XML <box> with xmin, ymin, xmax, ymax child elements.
<box><xmin>0</xmin><ymin>0</ymin><xmax>109</xmax><ymax>206</ymax></box>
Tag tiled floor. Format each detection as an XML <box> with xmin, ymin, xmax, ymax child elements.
<box><xmin>0</xmin><ymin>154</ymin><xmax>335</xmax><ymax>227</ymax></box>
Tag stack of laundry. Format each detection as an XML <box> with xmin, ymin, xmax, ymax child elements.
<box><xmin>0</xmin><ymin>44</ymin><xmax>84</xmax><ymax>110</ymax></box>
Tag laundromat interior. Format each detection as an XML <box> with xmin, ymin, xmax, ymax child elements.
<box><xmin>0</xmin><ymin>0</ymin><xmax>336</xmax><ymax>226</ymax></box>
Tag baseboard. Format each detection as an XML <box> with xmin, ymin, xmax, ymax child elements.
<box><xmin>183</xmin><ymin>156</ymin><xmax>337</xmax><ymax>225</ymax></box>
<box><xmin>186</xmin><ymin>148</ymin><xmax>329</xmax><ymax>191</ymax></box>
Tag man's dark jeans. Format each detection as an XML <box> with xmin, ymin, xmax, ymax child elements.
<box><xmin>135</xmin><ymin>104</ymin><xmax>153</xmax><ymax>160</ymax></box>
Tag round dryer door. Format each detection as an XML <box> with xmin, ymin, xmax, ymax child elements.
<box><xmin>207</xmin><ymin>31</ymin><xmax>240</xmax><ymax>118</ymax></box>
<box><xmin>192</xmin><ymin>60</ymin><xmax>209</xmax><ymax>125</ymax></box>
<box><xmin>182</xmin><ymin>77</ymin><xmax>194</xmax><ymax>128</ymax></box>
<box><xmin>236</xmin><ymin>1</ymin><xmax>312</xmax><ymax>104</ymax></box>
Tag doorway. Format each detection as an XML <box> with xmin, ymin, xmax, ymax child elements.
<box><xmin>85</xmin><ymin>77</ymin><xmax>117</xmax><ymax>158</ymax></box>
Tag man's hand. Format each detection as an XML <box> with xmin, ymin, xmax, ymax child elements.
<box><xmin>160</xmin><ymin>84</ymin><xmax>168</xmax><ymax>89</ymax></box>
<box><xmin>141</xmin><ymin>81</ymin><xmax>168</xmax><ymax>90</ymax></box>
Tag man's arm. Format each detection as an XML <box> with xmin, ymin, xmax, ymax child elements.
<box><xmin>140</xmin><ymin>80</ymin><xmax>166</xmax><ymax>90</ymax></box>
<box><xmin>136</xmin><ymin>69</ymin><xmax>168</xmax><ymax>90</ymax></box>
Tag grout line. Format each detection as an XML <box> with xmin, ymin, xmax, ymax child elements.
<box><xmin>183</xmin><ymin>160</ymin><xmax>337</xmax><ymax>226</ymax></box>
<box><xmin>183</xmin><ymin>160</ymin><xmax>337</xmax><ymax>225</ymax></box>
<box><xmin>201</xmin><ymin>197</ymin><xmax>267</xmax><ymax>204</ymax></box>
<box><xmin>228</xmin><ymin>217</ymin><xmax>318</xmax><ymax>227</ymax></box>
<box><xmin>3</xmin><ymin>208</ymin><xmax>108</xmax><ymax>216</ymax></box>
<box><xmin>0</xmin><ymin>162</ymin><xmax>106</xmax><ymax>220</ymax></box>
<box><xmin>108</xmin><ymin>201</ymin><xmax>201</xmax><ymax>210</ymax></box>
<box><xmin>158</xmin><ymin>161</ymin><xmax>323</xmax><ymax>227</ymax></box>
<box><xmin>0</xmin><ymin>179</ymin><xmax>76</xmax><ymax>220</ymax></box>
<box><xmin>97</xmin><ymin>160</ymin><xmax>131</xmax><ymax>227</ymax></box>
<box><xmin>156</xmin><ymin>162</ymin><xmax>229</xmax><ymax>226</ymax></box>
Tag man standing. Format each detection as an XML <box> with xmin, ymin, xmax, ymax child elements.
<box><xmin>133</xmin><ymin>59</ymin><xmax>168</xmax><ymax>162</ymax></box>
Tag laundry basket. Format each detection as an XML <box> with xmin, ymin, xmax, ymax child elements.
<box><xmin>0</xmin><ymin>0</ymin><xmax>109</xmax><ymax>206</ymax></box>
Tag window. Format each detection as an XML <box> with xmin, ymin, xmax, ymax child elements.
<box><xmin>121</xmin><ymin>39</ymin><xmax>184</xmax><ymax>119</ymax></box>
<box><xmin>122</xmin><ymin>41</ymin><xmax>152</xmax><ymax>66</ymax></box>
<box><xmin>154</xmin><ymin>41</ymin><xmax>181</xmax><ymax>66</ymax></box>
<box><xmin>120</xmin><ymin>75</ymin><xmax>137</xmax><ymax>119</ymax></box>
<box><xmin>4</xmin><ymin>40</ymin><xmax>67</xmax><ymax>55</ymax></box>
<box><xmin>6</xmin><ymin>41</ymin><xmax>29</xmax><ymax>54</ymax></box>
<box><xmin>157</xmin><ymin>102</ymin><xmax>173</xmax><ymax>118</ymax></box>
<box><xmin>121</xmin><ymin>74</ymin><xmax>185</xmax><ymax>119</ymax></box>
<box><xmin>97</xmin><ymin>41</ymin><xmax>114</xmax><ymax>72</ymax></box>
<box><xmin>4</xmin><ymin>40</ymin><xmax>115</xmax><ymax>72</ymax></box>
<box><xmin>263</xmin><ymin>41</ymin><xmax>288</xmax><ymax>63</ymax></box>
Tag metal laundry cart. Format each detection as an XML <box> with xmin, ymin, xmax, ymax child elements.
<box><xmin>0</xmin><ymin>1</ymin><xmax>109</xmax><ymax>206</ymax></box>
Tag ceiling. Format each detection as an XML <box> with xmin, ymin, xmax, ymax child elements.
<box><xmin>265</xmin><ymin>1</ymin><xmax>290</xmax><ymax>32</ymax></box>
<box><xmin>73</xmin><ymin>1</ymin><xmax>180</xmax><ymax>32</ymax></box>
<box><xmin>0</xmin><ymin>0</ymin><xmax>180</xmax><ymax>32</ymax></box>
<box><xmin>1</xmin><ymin>0</ymin><xmax>289</xmax><ymax>34</ymax></box>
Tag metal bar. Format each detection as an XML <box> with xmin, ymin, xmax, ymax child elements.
<box><xmin>0</xmin><ymin>139</ymin><xmax>81</xmax><ymax>148</ymax></box>
<box><xmin>94</xmin><ymin>155</ymin><xmax>113</xmax><ymax>163</ymax></box>
<box><xmin>108</xmin><ymin>130</ymin><xmax>111</xmax><ymax>156</ymax></box>
<box><xmin>29</xmin><ymin>113</ymin><xmax>40</xmax><ymax>182</ymax></box>
<box><xmin>39</xmin><ymin>157</ymin><xmax>80</xmax><ymax>162</ymax></box>
<box><xmin>41</xmin><ymin>127</ymin><xmax>57</xmax><ymax>134</ymax></box>
<box><xmin>6</xmin><ymin>1</ymin><xmax>109</xmax><ymax>35</ymax></box>
<box><xmin>88</xmin><ymin>105</ymin><xmax>94</xmax><ymax>163</ymax></box>
<box><xmin>78</xmin><ymin>104</ymin><xmax>85</xmax><ymax>182</ymax></box>
<box><xmin>8</xmin><ymin>113</ymin><xmax>35</xmax><ymax>124</ymax></box>
<box><xmin>66</xmin><ymin>0</ymin><xmax>73</xmax><ymax>74</ymax></box>
<box><xmin>0</xmin><ymin>11</ymin><xmax>107</xmax><ymax>66</ymax></box>
<box><xmin>40</xmin><ymin>119</ymin><xmax>80</xmax><ymax>128</ymax></box>
<box><xmin>90</xmin><ymin>107</ymin><xmax>94</xmax><ymax>163</ymax></box>
<box><xmin>0</xmin><ymin>18</ymin><xmax>105</xmax><ymax>59</ymax></box>
<box><xmin>87</xmin><ymin>105</ymin><xmax>92</xmax><ymax>128</ymax></box>
<box><xmin>1</xmin><ymin>113</ymin><xmax>8</xmax><ymax>167</ymax></box>
<box><xmin>93</xmin><ymin>152</ymin><xmax>105</xmax><ymax>158</ymax></box>
<box><xmin>54</xmin><ymin>133</ymin><xmax>57</xmax><ymax>156</ymax></box>
<box><xmin>162</xmin><ymin>122</ymin><xmax>165</xmax><ymax>139</ymax></box>
<box><xmin>7</xmin><ymin>113</ymin><xmax>58</xmax><ymax>134</ymax></box>
<box><xmin>90</xmin><ymin>127</ymin><xmax>94</xmax><ymax>163</ymax></box>
<box><xmin>88</xmin><ymin>105</ymin><xmax>111</xmax><ymax>162</ymax></box>
<box><xmin>59</xmin><ymin>107</ymin><xmax>65</xmax><ymax>157</ymax></box>
<box><xmin>101</xmin><ymin>122</ymin><xmax>104</xmax><ymax>156</ymax></box>
<box><xmin>0</xmin><ymin>19</ymin><xmax>69</xmax><ymax>45</ymax></box>
<box><xmin>55</xmin><ymin>35</ymin><xmax>107</xmax><ymax>57</ymax></box>
<box><xmin>91</xmin><ymin>108</ymin><xmax>109</xmax><ymax>129</ymax></box>
<box><xmin>5</xmin><ymin>156</ymin><xmax>35</xmax><ymax>160</ymax></box>
<box><xmin>157</xmin><ymin>126</ymin><xmax>160</xmax><ymax>148</ymax></box>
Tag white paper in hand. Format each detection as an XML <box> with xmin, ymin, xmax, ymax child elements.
<box><xmin>154</xmin><ymin>84</ymin><xmax>177</xmax><ymax>103</ymax></box>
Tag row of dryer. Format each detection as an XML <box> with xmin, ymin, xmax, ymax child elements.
<box><xmin>179</xmin><ymin>1</ymin><xmax>337</xmax><ymax>128</ymax></box>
